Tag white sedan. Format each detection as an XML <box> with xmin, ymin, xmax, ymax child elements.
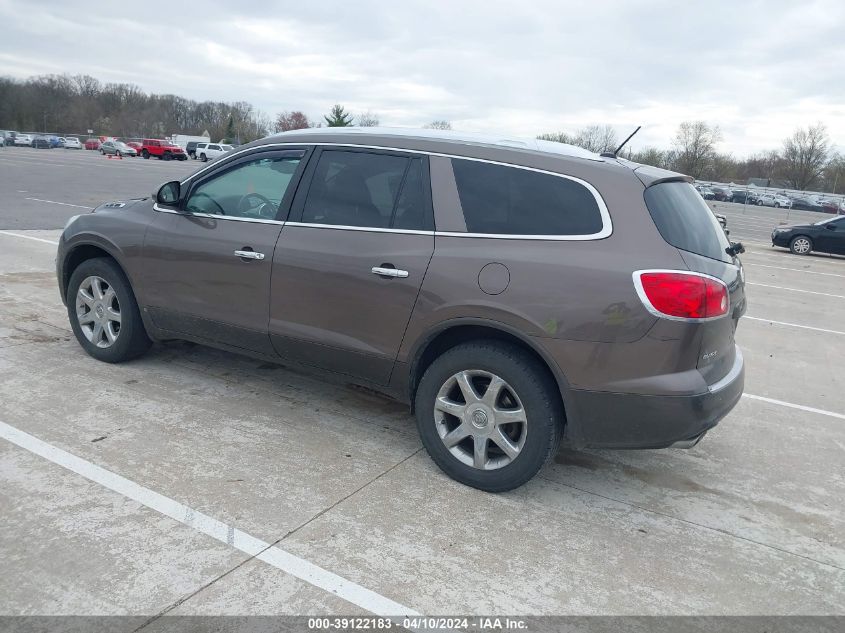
<box><xmin>63</xmin><ymin>137</ymin><xmax>82</xmax><ymax>149</ymax></box>
<box><xmin>14</xmin><ymin>134</ymin><xmax>33</xmax><ymax>146</ymax></box>
<box><xmin>757</xmin><ymin>193</ymin><xmax>792</xmax><ymax>208</ymax></box>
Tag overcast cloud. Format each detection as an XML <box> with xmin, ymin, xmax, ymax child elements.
<box><xmin>2</xmin><ymin>0</ymin><xmax>843</xmax><ymax>155</ymax></box>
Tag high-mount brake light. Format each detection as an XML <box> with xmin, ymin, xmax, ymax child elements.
<box><xmin>633</xmin><ymin>270</ymin><xmax>729</xmax><ymax>321</ymax></box>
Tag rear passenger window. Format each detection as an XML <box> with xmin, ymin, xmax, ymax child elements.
<box><xmin>644</xmin><ymin>181</ymin><xmax>731</xmax><ymax>263</ymax></box>
<box><xmin>302</xmin><ymin>150</ymin><xmax>429</xmax><ymax>229</ymax></box>
<box><xmin>450</xmin><ymin>158</ymin><xmax>604</xmax><ymax>236</ymax></box>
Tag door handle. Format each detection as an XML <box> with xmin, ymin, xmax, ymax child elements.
<box><xmin>234</xmin><ymin>249</ymin><xmax>265</xmax><ymax>260</ymax></box>
<box><xmin>371</xmin><ymin>266</ymin><xmax>409</xmax><ymax>278</ymax></box>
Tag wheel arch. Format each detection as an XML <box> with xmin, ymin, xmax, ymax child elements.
<box><xmin>61</xmin><ymin>239</ymin><xmax>131</xmax><ymax>305</ymax></box>
<box><xmin>405</xmin><ymin>319</ymin><xmax>578</xmax><ymax>442</ymax></box>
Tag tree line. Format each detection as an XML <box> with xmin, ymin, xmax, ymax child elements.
<box><xmin>2</xmin><ymin>73</ymin><xmax>839</xmax><ymax>193</ymax></box>
<box><xmin>539</xmin><ymin>122</ymin><xmax>843</xmax><ymax>193</ymax></box>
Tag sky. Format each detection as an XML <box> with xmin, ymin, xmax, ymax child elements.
<box><xmin>1</xmin><ymin>0</ymin><xmax>843</xmax><ymax>157</ymax></box>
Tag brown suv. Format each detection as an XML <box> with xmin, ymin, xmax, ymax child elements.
<box><xmin>57</xmin><ymin>128</ymin><xmax>746</xmax><ymax>491</ymax></box>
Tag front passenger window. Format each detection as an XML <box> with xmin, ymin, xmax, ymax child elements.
<box><xmin>185</xmin><ymin>155</ymin><xmax>301</xmax><ymax>219</ymax></box>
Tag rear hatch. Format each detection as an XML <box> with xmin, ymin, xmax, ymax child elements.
<box><xmin>643</xmin><ymin>180</ymin><xmax>746</xmax><ymax>386</ymax></box>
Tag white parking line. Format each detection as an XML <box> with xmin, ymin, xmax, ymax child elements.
<box><xmin>0</xmin><ymin>420</ymin><xmax>420</xmax><ymax>618</ymax></box>
<box><xmin>746</xmin><ymin>282</ymin><xmax>845</xmax><ymax>299</ymax></box>
<box><xmin>743</xmin><ymin>394</ymin><xmax>845</xmax><ymax>420</ymax></box>
<box><xmin>743</xmin><ymin>262</ymin><xmax>845</xmax><ymax>278</ymax></box>
<box><xmin>744</xmin><ymin>316</ymin><xmax>845</xmax><ymax>335</ymax></box>
<box><xmin>25</xmin><ymin>197</ymin><xmax>90</xmax><ymax>209</ymax></box>
<box><xmin>0</xmin><ymin>231</ymin><xmax>59</xmax><ymax>245</ymax></box>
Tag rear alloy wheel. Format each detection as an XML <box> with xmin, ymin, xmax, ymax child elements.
<box><xmin>68</xmin><ymin>258</ymin><xmax>151</xmax><ymax>363</ymax></box>
<box><xmin>162</xmin><ymin>152</ymin><xmax>171</xmax><ymax>161</ymax></box>
<box><xmin>116</xmin><ymin>150</ymin><xmax>122</xmax><ymax>157</ymax></box>
<box><xmin>757</xmin><ymin>200</ymin><xmax>764</xmax><ymax>206</ymax></box>
<box><xmin>416</xmin><ymin>341</ymin><xmax>562</xmax><ymax>492</ymax></box>
<box><xmin>789</xmin><ymin>235</ymin><xmax>812</xmax><ymax>255</ymax></box>
<box><xmin>200</xmin><ymin>153</ymin><xmax>208</xmax><ymax>162</ymax></box>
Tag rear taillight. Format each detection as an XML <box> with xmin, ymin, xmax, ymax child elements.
<box><xmin>633</xmin><ymin>270</ymin><xmax>729</xmax><ymax>321</ymax></box>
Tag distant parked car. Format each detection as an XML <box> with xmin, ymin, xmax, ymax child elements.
<box><xmin>31</xmin><ymin>136</ymin><xmax>52</xmax><ymax>149</ymax></box>
<box><xmin>819</xmin><ymin>200</ymin><xmax>839</xmax><ymax>214</ymax></box>
<box><xmin>788</xmin><ymin>196</ymin><xmax>822</xmax><ymax>212</ymax></box>
<box><xmin>195</xmin><ymin>142</ymin><xmax>234</xmax><ymax>162</ymax></box>
<box><xmin>731</xmin><ymin>190</ymin><xmax>758</xmax><ymax>204</ymax></box>
<box><xmin>757</xmin><ymin>193</ymin><xmax>792</xmax><ymax>208</ymax></box>
<box><xmin>84</xmin><ymin>138</ymin><xmax>101</xmax><ymax>150</ymax></box>
<box><xmin>709</xmin><ymin>186</ymin><xmax>733</xmax><ymax>202</ymax></box>
<box><xmin>100</xmin><ymin>140</ymin><xmax>138</xmax><ymax>157</ymax></box>
<box><xmin>772</xmin><ymin>215</ymin><xmax>845</xmax><ymax>255</ymax></box>
<box><xmin>14</xmin><ymin>134</ymin><xmax>33</xmax><ymax>146</ymax></box>
<box><xmin>63</xmin><ymin>137</ymin><xmax>82</xmax><ymax>149</ymax></box>
<box><xmin>139</xmin><ymin>138</ymin><xmax>187</xmax><ymax>160</ymax></box>
<box><xmin>694</xmin><ymin>185</ymin><xmax>715</xmax><ymax>200</ymax></box>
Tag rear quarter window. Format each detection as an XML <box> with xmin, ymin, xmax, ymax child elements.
<box><xmin>450</xmin><ymin>158</ymin><xmax>605</xmax><ymax>236</ymax></box>
<box><xmin>644</xmin><ymin>181</ymin><xmax>731</xmax><ymax>263</ymax></box>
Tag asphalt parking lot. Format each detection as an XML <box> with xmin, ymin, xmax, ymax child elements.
<box><xmin>0</xmin><ymin>145</ymin><xmax>843</xmax><ymax>624</ymax></box>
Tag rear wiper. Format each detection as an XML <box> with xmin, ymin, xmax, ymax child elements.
<box><xmin>726</xmin><ymin>242</ymin><xmax>745</xmax><ymax>257</ymax></box>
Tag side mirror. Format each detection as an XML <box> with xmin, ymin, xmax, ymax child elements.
<box><xmin>156</xmin><ymin>181</ymin><xmax>180</xmax><ymax>206</ymax></box>
<box><xmin>824</xmin><ymin>223</ymin><xmax>835</xmax><ymax>231</ymax></box>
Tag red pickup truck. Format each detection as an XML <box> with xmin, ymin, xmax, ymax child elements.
<box><xmin>139</xmin><ymin>139</ymin><xmax>187</xmax><ymax>161</ymax></box>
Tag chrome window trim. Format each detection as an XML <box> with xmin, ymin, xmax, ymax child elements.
<box><xmin>178</xmin><ymin>142</ymin><xmax>612</xmax><ymax>241</ymax></box>
<box><xmin>285</xmin><ymin>222</ymin><xmax>433</xmax><ymax>236</ymax></box>
<box><xmin>632</xmin><ymin>269</ymin><xmax>731</xmax><ymax>323</ymax></box>
<box><xmin>152</xmin><ymin>203</ymin><xmax>284</xmax><ymax>225</ymax></box>
<box><xmin>708</xmin><ymin>345</ymin><xmax>743</xmax><ymax>393</ymax></box>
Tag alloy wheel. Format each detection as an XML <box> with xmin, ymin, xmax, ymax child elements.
<box><xmin>75</xmin><ymin>276</ymin><xmax>121</xmax><ymax>348</ymax></box>
<box><xmin>434</xmin><ymin>370</ymin><xmax>528</xmax><ymax>470</ymax></box>
<box><xmin>792</xmin><ymin>237</ymin><xmax>811</xmax><ymax>254</ymax></box>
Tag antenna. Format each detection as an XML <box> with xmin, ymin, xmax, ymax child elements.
<box><xmin>613</xmin><ymin>126</ymin><xmax>641</xmax><ymax>156</ymax></box>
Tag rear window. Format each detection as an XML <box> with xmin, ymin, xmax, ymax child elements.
<box><xmin>644</xmin><ymin>181</ymin><xmax>731</xmax><ymax>262</ymax></box>
<box><xmin>450</xmin><ymin>158</ymin><xmax>604</xmax><ymax>236</ymax></box>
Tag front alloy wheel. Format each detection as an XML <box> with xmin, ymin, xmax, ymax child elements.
<box><xmin>434</xmin><ymin>370</ymin><xmax>527</xmax><ymax>470</ymax></box>
<box><xmin>76</xmin><ymin>276</ymin><xmax>121</xmax><ymax>348</ymax></box>
<box><xmin>790</xmin><ymin>236</ymin><xmax>812</xmax><ymax>255</ymax></box>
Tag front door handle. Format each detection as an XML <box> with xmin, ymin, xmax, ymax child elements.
<box><xmin>371</xmin><ymin>266</ymin><xmax>409</xmax><ymax>278</ymax></box>
<box><xmin>234</xmin><ymin>249</ymin><xmax>265</xmax><ymax>260</ymax></box>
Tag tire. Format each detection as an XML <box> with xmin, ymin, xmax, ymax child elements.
<box><xmin>142</xmin><ymin>150</ymin><xmax>149</xmax><ymax>159</ymax></box>
<box><xmin>116</xmin><ymin>150</ymin><xmax>122</xmax><ymax>157</ymax></box>
<box><xmin>775</xmin><ymin>202</ymin><xmax>780</xmax><ymax>208</ymax></box>
<box><xmin>67</xmin><ymin>257</ymin><xmax>151</xmax><ymax>363</ymax></box>
<box><xmin>162</xmin><ymin>152</ymin><xmax>172</xmax><ymax>161</ymax></box>
<box><xmin>200</xmin><ymin>153</ymin><xmax>207</xmax><ymax>162</ymax></box>
<box><xmin>757</xmin><ymin>200</ymin><xmax>764</xmax><ymax>206</ymax></box>
<box><xmin>789</xmin><ymin>235</ymin><xmax>813</xmax><ymax>256</ymax></box>
<box><xmin>415</xmin><ymin>341</ymin><xmax>563</xmax><ymax>492</ymax></box>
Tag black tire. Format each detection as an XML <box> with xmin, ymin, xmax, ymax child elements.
<box><xmin>67</xmin><ymin>257</ymin><xmax>151</xmax><ymax>363</ymax></box>
<box><xmin>116</xmin><ymin>150</ymin><xmax>122</xmax><ymax>157</ymax></box>
<box><xmin>415</xmin><ymin>341</ymin><xmax>563</xmax><ymax>492</ymax></box>
<box><xmin>200</xmin><ymin>153</ymin><xmax>207</xmax><ymax>162</ymax></box>
<box><xmin>162</xmin><ymin>152</ymin><xmax>171</xmax><ymax>161</ymax></box>
<box><xmin>789</xmin><ymin>235</ymin><xmax>813</xmax><ymax>255</ymax></box>
<box><xmin>757</xmin><ymin>200</ymin><xmax>764</xmax><ymax>206</ymax></box>
<box><xmin>142</xmin><ymin>150</ymin><xmax>150</xmax><ymax>159</ymax></box>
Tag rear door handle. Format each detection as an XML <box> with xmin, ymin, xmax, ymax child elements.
<box><xmin>371</xmin><ymin>266</ymin><xmax>409</xmax><ymax>278</ymax></box>
<box><xmin>234</xmin><ymin>249</ymin><xmax>265</xmax><ymax>260</ymax></box>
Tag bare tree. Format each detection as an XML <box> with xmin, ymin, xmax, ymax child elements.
<box><xmin>671</xmin><ymin>121</ymin><xmax>722</xmax><ymax>179</ymax></box>
<box><xmin>574</xmin><ymin>125</ymin><xmax>617</xmax><ymax>153</ymax></box>
<box><xmin>274</xmin><ymin>110</ymin><xmax>311</xmax><ymax>132</ymax></box>
<box><xmin>538</xmin><ymin>126</ymin><xmax>616</xmax><ymax>153</ymax></box>
<box><xmin>537</xmin><ymin>131</ymin><xmax>576</xmax><ymax>144</ymax></box>
<box><xmin>822</xmin><ymin>153</ymin><xmax>845</xmax><ymax>194</ymax></box>
<box><xmin>424</xmin><ymin>120</ymin><xmax>452</xmax><ymax>130</ymax></box>
<box><xmin>629</xmin><ymin>147</ymin><xmax>667</xmax><ymax>169</ymax></box>
<box><xmin>781</xmin><ymin>123</ymin><xmax>829</xmax><ymax>191</ymax></box>
<box><xmin>357</xmin><ymin>111</ymin><xmax>380</xmax><ymax>127</ymax></box>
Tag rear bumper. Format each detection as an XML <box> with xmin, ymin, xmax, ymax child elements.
<box><xmin>567</xmin><ymin>346</ymin><xmax>744</xmax><ymax>449</ymax></box>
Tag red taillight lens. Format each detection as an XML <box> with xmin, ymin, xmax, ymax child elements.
<box><xmin>635</xmin><ymin>271</ymin><xmax>728</xmax><ymax>320</ymax></box>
